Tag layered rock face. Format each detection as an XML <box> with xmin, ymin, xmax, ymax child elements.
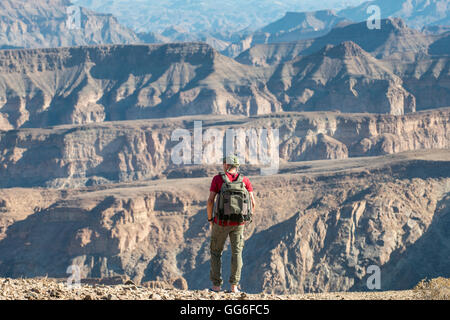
<box><xmin>389</xmin><ymin>55</ymin><xmax>450</xmax><ymax>112</ymax></box>
<box><xmin>268</xmin><ymin>41</ymin><xmax>417</xmax><ymax>115</ymax></box>
<box><xmin>236</xmin><ymin>18</ymin><xmax>440</xmax><ymax>66</ymax></box>
<box><xmin>232</xmin><ymin>19</ymin><xmax>449</xmax><ymax>114</ymax></box>
<box><xmin>0</xmin><ymin>0</ymin><xmax>142</xmax><ymax>49</ymax></box>
<box><xmin>0</xmin><ymin>40</ymin><xmax>448</xmax><ymax>130</ymax></box>
<box><xmin>222</xmin><ymin>10</ymin><xmax>349</xmax><ymax>58</ymax></box>
<box><xmin>0</xmin><ymin>43</ymin><xmax>281</xmax><ymax>130</ymax></box>
<box><xmin>244</xmin><ymin>162</ymin><xmax>450</xmax><ymax>293</ymax></box>
<box><xmin>0</xmin><ymin>150</ymin><xmax>449</xmax><ymax>293</ymax></box>
<box><xmin>0</xmin><ymin>109</ymin><xmax>449</xmax><ymax>188</ymax></box>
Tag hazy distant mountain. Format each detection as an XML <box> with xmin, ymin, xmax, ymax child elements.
<box><xmin>71</xmin><ymin>0</ymin><xmax>449</xmax><ymax>39</ymax></box>
<box><xmin>339</xmin><ymin>0</ymin><xmax>449</xmax><ymax>28</ymax></box>
<box><xmin>71</xmin><ymin>0</ymin><xmax>366</xmax><ymax>35</ymax></box>
<box><xmin>236</xmin><ymin>18</ymin><xmax>444</xmax><ymax>66</ymax></box>
<box><xmin>0</xmin><ymin>0</ymin><xmax>237</xmax><ymax>51</ymax></box>
<box><xmin>0</xmin><ymin>0</ymin><xmax>143</xmax><ymax>49</ymax></box>
<box><xmin>422</xmin><ymin>25</ymin><xmax>450</xmax><ymax>35</ymax></box>
<box><xmin>3</xmin><ymin>0</ymin><xmax>446</xmax><ymax>53</ymax></box>
<box><xmin>223</xmin><ymin>10</ymin><xmax>351</xmax><ymax>58</ymax></box>
<box><xmin>161</xmin><ymin>26</ymin><xmax>198</xmax><ymax>43</ymax></box>
<box><xmin>259</xmin><ymin>10</ymin><xmax>348</xmax><ymax>35</ymax></box>
<box><xmin>224</xmin><ymin>0</ymin><xmax>450</xmax><ymax>58</ymax></box>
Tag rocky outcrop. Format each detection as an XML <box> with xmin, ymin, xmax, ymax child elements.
<box><xmin>387</xmin><ymin>55</ymin><xmax>450</xmax><ymax>112</ymax></box>
<box><xmin>0</xmin><ymin>151</ymin><xmax>449</xmax><ymax>293</ymax></box>
<box><xmin>1</xmin><ymin>38</ymin><xmax>447</xmax><ymax>130</ymax></box>
<box><xmin>0</xmin><ymin>109</ymin><xmax>448</xmax><ymax>188</ymax></box>
<box><xmin>281</xmin><ymin>133</ymin><xmax>348</xmax><ymax>161</ymax></box>
<box><xmin>245</xmin><ymin>177</ymin><xmax>450</xmax><ymax>293</ymax></box>
<box><xmin>236</xmin><ymin>18</ymin><xmax>442</xmax><ymax>66</ymax></box>
<box><xmin>268</xmin><ymin>41</ymin><xmax>417</xmax><ymax>115</ymax></box>
<box><xmin>0</xmin><ymin>43</ymin><xmax>282</xmax><ymax>130</ymax></box>
<box><xmin>0</xmin><ymin>0</ymin><xmax>143</xmax><ymax>49</ymax></box>
<box><xmin>222</xmin><ymin>10</ymin><xmax>349</xmax><ymax>58</ymax></box>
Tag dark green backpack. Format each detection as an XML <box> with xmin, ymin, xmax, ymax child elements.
<box><xmin>214</xmin><ymin>172</ymin><xmax>252</xmax><ymax>223</ymax></box>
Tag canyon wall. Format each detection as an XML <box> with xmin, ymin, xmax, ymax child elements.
<box><xmin>0</xmin><ymin>151</ymin><xmax>449</xmax><ymax>293</ymax></box>
<box><xmin>0</xmin><ymin>110</ymin><xmax>448</xmax><ymax>188</ymax></box>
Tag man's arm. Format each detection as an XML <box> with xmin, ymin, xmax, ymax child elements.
<box><xmin>207</xmin><ymin>191</ymin><xmax>217</xmax><ymax>223</ymax></box>
<box><xmin>249</xmin><ymin>192</ymin><xmax>256</xmax><ymax>212</ymax></box>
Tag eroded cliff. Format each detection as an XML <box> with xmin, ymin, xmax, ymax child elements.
<box><xmin>0</xmin><ymin>110</ymin><xmax>448</xmax><ymax>188</ymax></box>
<box><xmin>0</xmin><ymin>150</ymin><xmax>449</xmax><ymax>293</ymax></box>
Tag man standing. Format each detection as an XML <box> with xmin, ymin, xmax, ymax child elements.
<box><xmin>207</xmin><ymin>154</ymin><xmax>256</xmax><ymax>293</ymax></box>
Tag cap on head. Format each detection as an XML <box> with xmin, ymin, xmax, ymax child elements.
<box><xmin>223</xmin><ymin>154</ymin><xmax>240</xmax><ymax>167</ymax></box>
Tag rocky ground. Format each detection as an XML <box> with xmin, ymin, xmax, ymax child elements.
<box><xmin>1</xmin><ymin>277</ymin><xmax>448</xmax><ymax>300</ymax></box>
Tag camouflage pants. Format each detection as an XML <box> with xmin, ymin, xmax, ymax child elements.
<box><xmin>210</xmin><ymin>223</ymin><xmax>245</xmax><ymax>287</ymax></box>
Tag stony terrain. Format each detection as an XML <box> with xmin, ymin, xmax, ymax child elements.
<box><xmin>0</xmin><ymin>277</ymin><xmax>434</xmax><ymax>300</ymax></box>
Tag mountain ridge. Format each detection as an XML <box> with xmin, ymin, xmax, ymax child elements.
<box><xmin>0</xmin><ymin>0</ymin><xmax>144</xmax><ymax>49</ymax></box>
<box><xmin>0</xmin><ymin>38</ymin><xmax>448</xmax><ymax>130</ymax></box>
<box><xmin>266</xmin><ymin>41</ymin><xmax>416</xmax><ymax>114</ymax></box>
<box><xmin>339</xmin><ymin>0</ymin><xmax>450</xmax><ymax>29</ymax></box>
<box><xmin>236</xmin><ymin>18</ymin><xmax>442</xmax><ymax>66</ymax></box>
<box><xmin>222</xmin><ymin>10</ymin><xmax>350</xmax><ymax>58</ymax></box>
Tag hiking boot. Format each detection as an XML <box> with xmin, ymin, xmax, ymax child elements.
<box><xmin>226</xmin><ymin>285</ymin><xmax>240</xmax><ymax>293</ymax></box>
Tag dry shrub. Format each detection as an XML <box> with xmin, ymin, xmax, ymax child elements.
<box><xmin>413</xmin><ymin>277</ymin><xmax>450</xmax><ymax>300</ymax></box>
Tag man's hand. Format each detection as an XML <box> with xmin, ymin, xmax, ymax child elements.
<box><xmin>207</xmin><ymin>191</ymin><xmax>217</xmax><ymax>227</ymax></box>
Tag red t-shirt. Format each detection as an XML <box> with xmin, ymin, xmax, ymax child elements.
<box><xmin>210</xmin><ymin>172</ymin><xmax>253</xmax><ymax>226</ymax></box>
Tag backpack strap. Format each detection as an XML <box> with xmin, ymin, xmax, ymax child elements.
<box><xmin>215</xmin><ymin>173</ymin><xmax>228</xmax><ymax>219</ymax></box>
<box><xmin>221</xmin><ymin>172</ymin><xmax>242</xmax><ymax>184</ymax></box>
<box><xmin>220</xmin><ymin>172</ymin><xmax>230</xmax><ymax>184</ymax></box>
